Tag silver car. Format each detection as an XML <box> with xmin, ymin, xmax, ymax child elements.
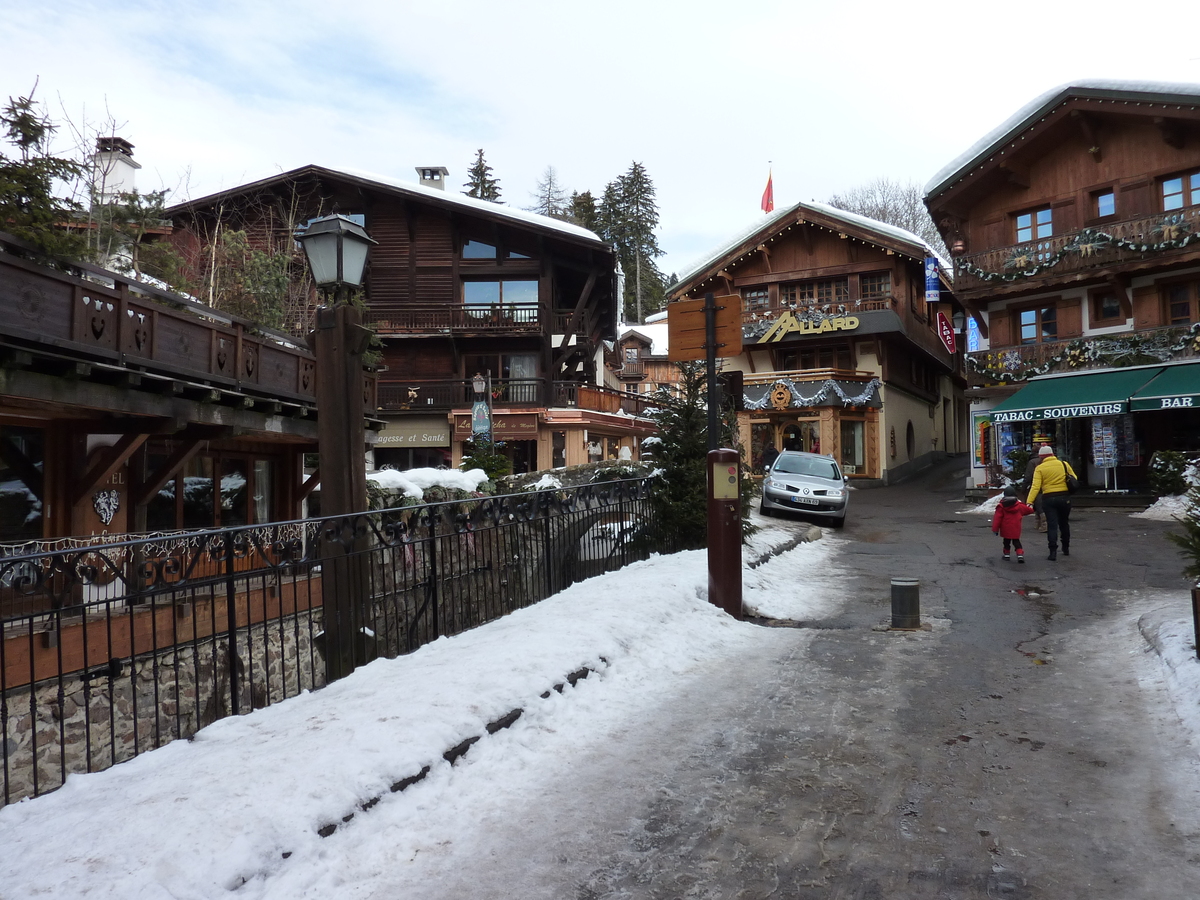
<box><xmin>759</xmin><ymin>450</ymin><xmax>849</xmax><ymax>527</ymax></box>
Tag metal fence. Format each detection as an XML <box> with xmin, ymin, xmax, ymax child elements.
<box><xmin>0</xmin><ymin>477</ymin><xmax>670</xmax><ymax>805</ymax></box>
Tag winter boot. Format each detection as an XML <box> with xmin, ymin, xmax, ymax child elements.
<box><xmin>1036</xmin><ymin>513</ymin><xmax>1047</xmax><ymax>533</ymax></box>
<box><xmin>1047</xmin><ymin>544</ymin><xmax>1057</xmax><ymax>561</ymax></box>
<box><xmin>1003</xmin><ymin>551</ymin><xmax>1010</xmax><ymax>560</ymax></box>
<box><xmin>1062</xmin><ymin>541</ymin><xmax>1069</xmax><ymax>557</ymax></box>
<box><xmin>1017</xmin><ymin>549</ymin><xmax>1025</xmax><ymax>564</ymax></box>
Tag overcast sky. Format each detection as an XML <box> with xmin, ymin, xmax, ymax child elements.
<box><xmin>3</xmin><ymin>0</ymin><xmax>1200</xmax><ymax>277</ymax></box>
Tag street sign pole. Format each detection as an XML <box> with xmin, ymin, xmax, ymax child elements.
<box><xmin>705</xmin><ymin>291</ymin><xmax>719</xmax><ymax>452</ymax></box>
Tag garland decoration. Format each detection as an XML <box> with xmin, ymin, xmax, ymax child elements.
<box><xmin>967</xmin><ymin>323</ymin><xmax>1200</xmax><ymax>383</ymax></box>
<box><xmin>959</xmin><ymin>215</ymin><xmax>1197</xmax><ymax>283</ymax></box>
<box><xmin>744</xmin><ymin>376</ymin><xmax>882</xmax><ymax>410</ymax></box>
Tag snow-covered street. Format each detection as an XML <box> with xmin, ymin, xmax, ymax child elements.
<box><xmin>4</xmin><ymin>470</ymin><xmax>1200</xmax><ymax>898</ymax></box>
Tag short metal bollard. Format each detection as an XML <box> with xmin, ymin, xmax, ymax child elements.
<box><xmin>891</xmin><ymin>578</ymin><xmax>921</xmax><ymax>629</ymax></box>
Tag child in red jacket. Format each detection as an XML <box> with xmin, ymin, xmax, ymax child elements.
<box><xmin>992</xmin><ymin>486</ymin><xmax>1034</xmax><ymax>563</ymax></box>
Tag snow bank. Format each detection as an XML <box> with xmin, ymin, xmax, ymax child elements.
<box><xmin>367</xmin><ymin>467</ymin><xmax>489</xmax><ymax>500</ymax></box>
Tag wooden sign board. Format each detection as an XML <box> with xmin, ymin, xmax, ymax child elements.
<box><xmin>667</xmin><ymin>295</ymin><xmax>744</xmax><ymax>362</ymax></box>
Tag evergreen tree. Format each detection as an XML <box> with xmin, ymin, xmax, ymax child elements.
<box><xmin>527</xmin><ymin>165</ymin><xmax>568</xmax><ymax>218</ymax></box>
<box><xmin>91</xmin><ymin>188</ymin><xmax>186</xmax><ymax>283</ymax></box>
<box><xmin>1167</xmin><ymin>481</ymin><xmax>1200</xmax><ymax>582</ymax></box>
<box><xmin>0</xmin><ymin>91</ymin><xmax>89</xmax><ymax>261</ymax></box>
<box><xmin>463</xmin><ymin>148</ymin><xmax>501</xmax><ymax>202</ymax></box>
<box><xmin>642</xmin><ymin>362</ymin><xmax>754</xmax><ymax>551</ymax></box>
<box><xmin>597</xmin><ymin>162</ymin><xmax>666</xmax><ymax>323</ymax></box>
<box><xmin>566</xmin><ymin>189</ymin><xmax>599</xmax><ymax>232</ymax></box>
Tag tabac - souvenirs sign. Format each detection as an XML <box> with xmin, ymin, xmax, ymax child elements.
<box><xmin>759</xmin><ymin>311</ymin><xmax>860</xmax><ymax>343</ymax></box>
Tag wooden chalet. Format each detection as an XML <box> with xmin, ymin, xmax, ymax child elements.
<box><xmin>925</xmin><ymin>80</ymin><xmax>1200</xmax><ymax>489</ymax></box>
<box><xmin>166</xmin><ymin>165</ymin><xmax>655</xmax><ymax>474</ymax></box>
<box><xmin>670</xmin><ymin>201</ymin><xmax>973</xmax><ymax>483</ymax></box>
<box><xmin>0</xmin><ymin>231</ymin><xmax>332</xmax><ymax>543</ymax></box>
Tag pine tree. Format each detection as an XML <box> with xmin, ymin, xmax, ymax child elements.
<box><xmin>566</xmin><ymin>190</ymin><xmax>599</xmax><ymax>232</ymax></box>
<box><xmin>1167</xmin><ymin>483</ymin><xmax>1200</xmax><ymax>583</ymax></box>
<box><xmin>527</xmin><ymin>165</ymin><xmax>568</xmax><ymax>218</ymax></box>
<box><xmin>0</xmin><ymin>91</ymin><xmax>89</xmax><ymax>261</ymax></box>
<box><xmin>463</xmin><ymin>149</ymin><xmax>501</xmax><ymax>202</ymax></box>
<box><xmin>642</xmin><ymin>362</ymin><xmax>754</xmax><ymax>551</ymax></box>
<box><xmin>597</xmin><ymin>162</ymin><xmax>666</xmax><ymax>323</ymax></box>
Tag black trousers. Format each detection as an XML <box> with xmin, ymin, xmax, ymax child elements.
<box><xmin>1042</xmin><ymin>492</ymin><xmax>1071</xmax><ymax>549</ymax></box>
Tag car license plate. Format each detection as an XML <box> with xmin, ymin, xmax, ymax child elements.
<box><xmin>792</xmin><ymin>496</ymin><xmax>819</xmax><ymax>506</ymax></box>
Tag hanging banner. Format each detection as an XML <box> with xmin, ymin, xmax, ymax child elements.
<box><xmin>471</xmin><ymin>400</ymin><xmax>491</xmax><ymax>436</ymax></box>
<box><xmin>924</xmin><ymin>258</ymin><xmax>940</xmax><ymax>305</ymax></box>
<box><xmin>936</xmin><ymin>311</ymin><xmax>956</xmax><ymax>354</ymax></box>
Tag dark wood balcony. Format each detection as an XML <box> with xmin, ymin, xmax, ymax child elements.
<box><xmin>953</xmin><ymin>207</ymin><xmax>1200</xmax><ymax>294</ymax></box>
<box><xmin>366</xmin><ymin>304</ymin><xmax>593</xmax><ymax>337</ymax></box>
<box><xmin>966</xmin><ymin>324</ymin><xmax>1200</xmax><ymax>386</ymax></box>
<box><xmin>376</xmin><ymin>378</ymin><xmax>658</xmax><ymax>418</ymax></box>
<box><xmin>0</xmin><ymin>231</ymin><xmax>319</xmax><ymax>405</ymax></box>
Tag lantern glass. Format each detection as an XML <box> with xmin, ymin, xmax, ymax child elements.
<box><xmin>472</xmin><ymin>374</ymin><xmax>486</xmax><ymax>394</ymax></box>
<box><xmin>340</xmin><ymin>238</ymin><xmax>370</xmax><ymax>288</ymax></box>
<box><xmin>301</xmin><ymin>231</ymin><xmax>342</xmax><ymax>287</ymax></box>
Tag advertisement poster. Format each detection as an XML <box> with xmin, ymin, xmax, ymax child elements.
<box><xmin>924</xmin><ymin>257</ymin><xmax>940</xmax><ymax>305</ymax></box>
<box><xmin>973</xmin><ymin>414</ymin><xmax>992</xmax><ymax>467</ymax></box>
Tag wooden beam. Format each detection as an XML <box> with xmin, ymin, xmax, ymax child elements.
<box><xmin>553</xmin><ymin>269</ymin><xmax>597</xmax><ymax>370</ymax></box>
<box><xmin>74</xmin><ymin>432</ymin><xmax>150</xmax><ymax>505</ymax></box>
<box><xmin>1071</xmin><ymin>110</ymin><xmax>1103</xmax><ymax>162</ymax></box>
<box><xmin>0</xmin><ymin>430</ymin><xmax>44</xmax><ymax>502</ymax></box>
<box><xmin>299</xmin><ymin>468</ymin><xmax>321</xmax><ymax>501</ymax></box>
<box><xmin>1154</xmin><ymin>116</ymin><xmax>1186</xmax><ymax>150</ymax></box>
<box><xmin>999</xmin><ymin>160</ymin><xmax>1030</xmax><ymax>188</ymax></box>
<box><xmin>757</xmin><ymin>244</ymin><xmax>772</xmax><ymax>274</ymax></box>
<box><xmin>132</xmin><ymin>437</ymin><xmax>207</xmax><ymax>507</ymax></box>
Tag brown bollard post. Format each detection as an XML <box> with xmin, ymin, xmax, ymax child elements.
<box><xmin>707</xmin><ymin>448</ymin><xmax>743</xmax><ymax>619</ymax></box>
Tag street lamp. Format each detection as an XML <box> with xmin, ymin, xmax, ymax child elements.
<box><xmin>298</xmin><ymin>213</ymin><xmax>377</xmax><ymax>683</ymax></box>
<box><xmin>296</xmin><ymin>213</ymin><xmax>377</xmax><ymax>301</ymax></box>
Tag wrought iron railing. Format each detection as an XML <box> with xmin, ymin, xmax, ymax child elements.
<box><xmin>0</xmin><ymin>478</ymin><xmax>672</xmax><ymax>805</ymax></box>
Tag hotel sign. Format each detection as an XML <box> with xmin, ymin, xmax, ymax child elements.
<box><xmin>760</xmin><ymin>312</ymin><xmax>860</xmax><ymax>343</ymax></box>
<box><xmin>992</xmin><ymin>402</ymin><xmax>1125</xmax><ymax>423</ymax></box>
<box><xmin>454</xmin><ymin>413</ymin><xmax>539</xmax><ymax>439</ymax></box>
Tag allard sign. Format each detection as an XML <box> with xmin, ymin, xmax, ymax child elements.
<box><xmin>760</xmin><ymin>311</ymin><xmax>860</xmax><ymax>343</ymax></box>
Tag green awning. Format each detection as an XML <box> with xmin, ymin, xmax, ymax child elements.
<box><xmin>1129</xmin><ymin>363</ymin><xmax>1200</xmax><ymax>412</ymax></box>
<box><xmin>989</xmin><ymin>367</ymin><xmax>1164</xmax><ymax>423</ymax></box>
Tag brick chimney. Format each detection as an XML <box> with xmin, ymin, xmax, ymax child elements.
<box><xmin>415</xmin><ymin>166</ymin><xmax>449</xmax><ymax>191</ymax></box>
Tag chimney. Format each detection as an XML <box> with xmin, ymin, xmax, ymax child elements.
<box><xmin>93</xmin><ymin>136</ymin><xmax>141</xmax><ymax>202</ymax></box>
<box><xmin>415</xmin><ymin>166</ymin><xmax>449</xmax><ymax>191</ymax></box>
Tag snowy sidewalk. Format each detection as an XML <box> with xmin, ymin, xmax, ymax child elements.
<box><xmin>0</xmin><ymin>516</ymin><xmax>842</xmax><ymax>899</ymax></box>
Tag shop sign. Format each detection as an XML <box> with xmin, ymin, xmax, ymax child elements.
<box><xmin>454</xmin><ymin>413</ymin><xmax>539</xmax><ymax>439</ymax></box>
<box><xmin>376</xmin><ymin>418</ymin><xmax>450</xmax><ymax>447</ymax></box>
<box><xmin>992</xmin><ymin>402</ymin><xmax>1124</xmax><ymax>423</ymax></box>
<box><xmin>936</xmin><ymin>311</ymin><xmax>956</xmax><ymax>354</ymax></box>
<box><xmin>760</xmin><ymin>312</ymin><xmax>860</xmax><ymax>343</ymax></box>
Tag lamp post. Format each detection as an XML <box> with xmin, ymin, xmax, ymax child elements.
<box><xmin>298</xmin><ymin>213</ymin><xmax>377</xmax><ymax>681</ymax></box>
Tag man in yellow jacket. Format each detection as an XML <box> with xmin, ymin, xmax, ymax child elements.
<box><xmin>1025</xmin><ymin>445</ymin><xmax>1078</xmax><ymax>561</ymax></box>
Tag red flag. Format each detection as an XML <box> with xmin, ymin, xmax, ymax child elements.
<box><xmin>760</xmin><ymin>171</ymin><xmax>774</xmax><ymax>213</ymax></box>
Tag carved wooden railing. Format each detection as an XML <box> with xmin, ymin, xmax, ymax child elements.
<box><xmin>367</xmin><ymin>303</ymin><xmax>542</xmax><ymax>334</ymax></box>
<box><xmin>0</xmin><ymin>231</ymin><xmax>317</xmax><ymax>403</ymax></box>
<box><xmin>953</xmin><ymin>207</ymin><xmax>1200</xmax><ymax>292</ymax></box>
<box><xmin>966</xmin><ymin>323</ymin><xmax>1200</xmax><ymax>385</ymax></box>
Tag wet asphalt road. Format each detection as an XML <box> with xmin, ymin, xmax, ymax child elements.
<box><xmin>565</xmin><ymin>457</ymin><xmax>1200</xmax><ymax>899</ymax></box>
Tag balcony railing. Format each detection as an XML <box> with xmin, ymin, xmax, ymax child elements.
<box><xmin>619</xmin><ymin>359</ymin><xmax>647</xmax><ymax>377</ymax></box>
<box><xmin>954</xmin><ymin>208</ymin><xmax>1200</xmax><ymax>292</ymax></box>
<box><xmin>376</xmin><ymin>379</ymin><xmax>659</xmax><ymax>418</ymax></box>
<box><xmin>378</xmin><ymin>378</ymin><xmax>545</xmax><ymax>410</ymax></box>
<box><xmin>367</xmin><ymin>304</ymin><xmax>542</xmax><ymax>334</ymax></box>
<box><xmin>966</xmin><ymin>323</ymin><xmax>1200</xmax><ymax>385</ymax></box>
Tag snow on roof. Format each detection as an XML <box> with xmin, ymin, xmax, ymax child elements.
<box><xmin>671</xmin><ymin>199</ymin><xmax>935</xmax><ymax>292</ymax></box>
<box><xmin>925</xmin><ymin>79</ymin><xmax>1200</xmax><ymax>200</ymax></box>
<box><xmin>619</xmin><ymin>321</ymin><xmax>669</xmax><ymax>357</ymax></box>
<box><xmin>173</xmin><ymin>164</ymin><xmax>607</xmax><ymax>247</ymax></box>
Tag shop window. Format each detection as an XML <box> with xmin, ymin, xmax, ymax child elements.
<box><xmin>1090</xmin><ymin>288</ymin><xmax>1124</xmax><ymax>325</ymax></box>
<box><xmin>1164</xmin><ymin>280</ymin><xmax>1200</xmax><ymax>325</ymax></box>
<box><xmin>148</xmin><ymin>451</ymin><xmax>276</xmax><ymax>531</ymax></box>
<box><xmin>1162</xmin><ymin>171</ymin><xmax>1200</xmax><ymax>211</ymax></box>
<box><xmin>860</xmin><ymin>273</ymin><xmax>891</xmax><ymax>300</ymax></box>
<box><xmin>743</xmin><ymin>288</ymin><xmax>770</xmax><ymax>312</ymax></box>
<box><xmin>839</xmin><ymin>420</ymin><xmax>865</xmax><ymax>474</ymax></box>
<box><xmin>0</xmin><ymin>425</ymin><xmax>43</xmax><ymax>541</ymax></box>
<box><xmin>1017</xmin><ymin>304</ymin><xmax>1058</xmax><ymax>344</ymax></box>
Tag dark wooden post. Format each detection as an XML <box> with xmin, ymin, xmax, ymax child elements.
<box><xmin>312</xmin><ymin>301</ymin><xmax>372</xmax><ymax>681</ymax></box>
